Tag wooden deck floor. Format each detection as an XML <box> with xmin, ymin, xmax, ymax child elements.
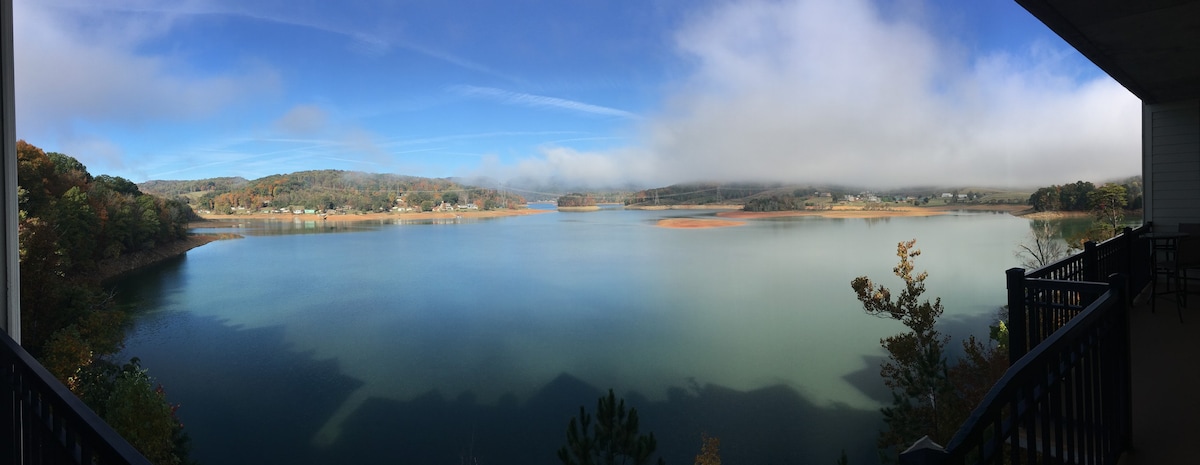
<box><xmin>1120</xmin><ymin>289</ymin><xmax>1200</xmax><ymax>464</ymax></box>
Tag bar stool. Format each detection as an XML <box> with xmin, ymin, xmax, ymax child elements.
<box><xmin>1143</xmin><ymin>231</ymin><xmax>1188</xmax><ymax>322</ymax></box>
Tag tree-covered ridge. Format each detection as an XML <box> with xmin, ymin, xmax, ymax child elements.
<box><xmin>139</xmin><ymin>170</ymin><xmax>527</xmax><ymax>214</ymax></box>
<box><xmin>17</xmin><ymin>140</ymin><xmax>194</xmax><ymax>464</ymax></box>
<box><xmin>744</xmin><ymin>194</ymin><xmax>799</xmax><ymax>212</ymax></box>
<box><xmin>1027</xmin><ymin>177</ymin><xmax>1143</xmax><ymax>212</ymax></box>
<box><xmin>557</xmin><ymin>193</ymin><xmax>597</xmax><ymax>208</ymax></box>
<box><xmin>139</xmin><ymin>177</ymin><xmax>249</xmax><ymax>196</ymax></box>
<box><xmin>626</xmin><ymin>182</ymin><xmax>783</xmax><ymax>206</ymax></box>
<box><xmin>623</xmin><ymin>182</ymin><xmax>1029</xmax><ymax>209</ymax></box>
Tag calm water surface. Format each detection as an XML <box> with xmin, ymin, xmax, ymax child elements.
<box><xmin>116</xmin><ymin>207</ymin><xmax>1036</xmax><ymax>465</ymax></box>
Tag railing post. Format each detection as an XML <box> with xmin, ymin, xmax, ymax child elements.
<box><xmin>1007</xmin><ymin>267</ymin><xmax>1027</xmax><ymax>364</ymax></box>
<box><xmin>1</xmin><ymin>346</ymin><xmax>14</xmax><ymax>464</ymax></box>
<box><xmin>1120</xmin><ymin>227</ymin><xmax>1135</xmax><ymax>300</ymax></box>
<box><xmin>1109</xmin><ymin>272</ymin><xmax>1134</xmax><ymax>452</ymax></box>
<box><xmin>898</xmin><ymin>436</ymin><xmax>947</xmax><ymax>465</ymax></box>
<box><xmin>1083</xmin><ymin>240</ymin><xmax>1099</xmax><ymax>282</ymax></box>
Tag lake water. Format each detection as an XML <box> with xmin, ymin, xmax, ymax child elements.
<box><xmin>114</xmin><ymin>207</ymin><xmax>1038</xmax><ymax>465</ymax></box>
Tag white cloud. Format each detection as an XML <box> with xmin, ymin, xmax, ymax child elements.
<box><xmin>274</xmin><ymin>105</ymin><xmax>329</xmax><ymax>136</ymax></box>
<box><xmin>13</xmin><ymin>0</ymin><xmax>280</xmax><ymax>138</ymax></box>
<box><xmin>60</xmin><ymin>135</ymin><xmax>126</xmax><ymax>170</ymax></box>
<box><xmin>640</xmin><ymin>0</ymin><xmax>1140</xmax><ymax>188</ymax></box>
<box><xmin>473</xmin><ymin>146</ymin><xmax>660</xmax><ymax>189</ymax></box>
<box><xmin>451</xmin><ymin>85</ymin><xmax>640</xmax><ymax>119</ymax></box>
<box><xmin>504</xmin><ymin>0</ymin><xmax>1140</xmax><ymax>189</ymax></box>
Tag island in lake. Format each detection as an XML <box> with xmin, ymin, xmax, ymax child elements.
<box><xmin>557</xmin><ymin>192</ymin><xmax>601</xmax><ymax>212</ymax></box>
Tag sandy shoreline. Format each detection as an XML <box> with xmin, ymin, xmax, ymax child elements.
<box><xmin>650</xmin><ymin>204</ymin><xmax>1034</xmax><ymax>228</ymax></box>
<box><xmin>656</xmin><ymin>218</ymin><xmax>746</xmax><ymax>229</ymax></box>
<box><xmin>716</xmin><ymin>204</ymin><xmax>1034</xmax><ymax>219</ymax></box>
<box><xmin>1018</xmin><ymin>210</ymin><xmax>1092</xmax><ymax>220</ymax></box>
<box><xmin>717</xmin><ymin>206</ymin><xmax>946</xmax><ymax>220</ymax></box>
<box><xmin>626</xmin><ymin>204</ymin><xmax>743</xmax><ymax>211</ymax></box>
<box><xmin>123</xmin><ymin>204</ymin><xmax>1052</xmax><ymax>269</ymax></box>
<box><xmin>194</xmin><ymin>204</ymin><xmax>1041</xmax><ymax>231</ymax></box>
<box><xmin>193</xmin><ymin>208</ymin><xmax>551</xmax><ymax>226</ymax></box>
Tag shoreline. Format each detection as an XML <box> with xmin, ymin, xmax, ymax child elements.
<box><xmin>113</xmin><ymin>209</ymin><xmax>551</xmax><ymax>280</ymax></box>
<box><xmin>107</xmin><ymin>204</ymin><xmax>1107</xmax><ymax>271</ymax></box>
<box><xmin>97</xmin><ymin>234</ymin><xmax>237</xmax><ymax>282</ymax></box>
<box><xmin>193</xmin><ymin>208</ymin><xmax>551</xmax><ymax>226</ymax></box>
<box><xmin>656</xmin><ymin>218</ymin><xmax>746</xmax><ymax>229</ymax></box>
<box><xmin>716</xmin><ymin>206</ymin><xmax>948</xmax><ymax>220</ymax></box>
<box><xmin>658</xmin><ymin>204</ymin><xmax>1035</xmax><ymax>228</ymax></box>
<box><xmin>626</xmin><ymin>204</ymin><xmax>743</xmax><ymax>211</ymax></box>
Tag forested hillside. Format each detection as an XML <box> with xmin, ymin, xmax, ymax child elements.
<box><xmin>556</xmin><ymin>193</ymin><xmax>597</xmax><ymax>207</ymax></box>
<box><xmin>140</xmin><ymin>177</ymin><xmax>249</xmax><ymax>196</ymax></box>
<box><xmin>18</xmin><ymin>140</ymin><xmax>194</xmax><ymax>464</ymax></box>
<box><xmin>626</xmin><ymin>182</ymin><xmax>784</xmax><ymax>206</ymax></box>
<box><xmin>140</xmin><ymin>170</ymin><xmax>526</xmax><ymax>213</ymax></box>
<box><xmin>1027</xmin><ymin>177</ymin><xmax>1143</xmax><ymax>212</ymax></box>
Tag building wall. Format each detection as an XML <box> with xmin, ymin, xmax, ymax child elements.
<box><xmin>1144</xmin><ymin>99</ymin><xmax>1200</xmax><ymax>230</ymax></box>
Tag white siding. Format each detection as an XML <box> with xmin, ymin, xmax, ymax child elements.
<box><xmin>1145</xmin><ymin>99</ymin><xmax>1200</xmax><ymax>230</ymax></box>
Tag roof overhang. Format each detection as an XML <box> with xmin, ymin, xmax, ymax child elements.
<box><xmin>1015</xmin><ymin>0</ymin><xmax>1200</xmax><ymax>103</ymax></box>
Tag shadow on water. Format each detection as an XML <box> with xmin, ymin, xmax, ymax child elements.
<box><xmin>318</xmin><ymin>374</ymin><xmax>881</xmax><ymax>465</ymax></box>
<box><xmin>841</xmin><ymin>355</ymin><xmax>892</xmax><ymax>406</ymax></box>
<box><xmin>111</xmin><ymin>226</ymin><xmax>903</xmax><ymax>465</ymax></box>
<box><xmin>117</xmin><ymin>304</ymin><xmax>885</xmax><ymax>465</ymax></box>
<box><xmin>118</xmin><ymin>314</ymin><xmax>364</xmax><ymax>465</ymax></box>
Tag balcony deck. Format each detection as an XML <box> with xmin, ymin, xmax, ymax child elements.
<box><xmin>1122</xmin><ymin>288</ymin><xmax>1200</xmax><ymax>464</ymax></box>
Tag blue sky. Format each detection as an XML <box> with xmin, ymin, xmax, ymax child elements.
<box><xmin>13</xmin><ymin>0</ymin><xmax>1141</xmax><ymax>189</ymax></box>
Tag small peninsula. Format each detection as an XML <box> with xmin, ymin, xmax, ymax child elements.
<box><xmin>557</xmin><ymin>193</ymin><xmax>600</xmax><ymax>212</ymax></box>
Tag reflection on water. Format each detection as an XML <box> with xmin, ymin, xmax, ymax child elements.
<box><xmin>118</xmin><ymin>209</ymin><xmax>1038</xmax><ymax>464</ymax></box>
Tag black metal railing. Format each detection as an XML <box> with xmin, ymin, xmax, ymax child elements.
<box><xmin>1</xmin><ymin>333</ymin><xmax>151</xmax><ymax>465</ymax></box>
<box><xmin>897</xmin><ymin>224</ymin><xmax>1151</xmax><ymax>464</ymax></box>
<box><xmin>1008</xmin><ymin>224</ymin><xmax>1150</xmax><ymax>362</ymax></box>
<box><xmin>901</xmin><ymin>277</ymin><xmax>1131</xmax><ymax>464</ymax></box>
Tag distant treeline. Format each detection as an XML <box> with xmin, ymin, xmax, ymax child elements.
<box><xmin>744</xmin><ymin>193</ymin><xmax>808</xmax><ymax>212</ymax></box>
<box><xmin>18</xmin><ymin>141</ymin><xmax>194</xmax><ymax>285</ymax></box>
<box><xmin>557</xmin><ymin>193</ymin><xmax>597</xmax><ymax>207</ymax></box>
<box><xmin>626</xmin><ymin>182</ymin><xmax>786</xmax><ymax>206</ymax></box>
<box><xmin>140</xmin><ymin>176</ymin><xmax>249</xmax><ymax>195</ymax></box>
<box><xmin>1028</xmin><ymin>178</ymin><xmax>1143</xmax><ymax>212</ymax></box>
<box><xmin>17</xmin><ymin>140</ymin><xmax>194</xmax><ymax>464</ymax></box>
<box><xmin>139</xmin><ymin>170</ymin><xmax>526</xmax><ymax>213</ymax></box>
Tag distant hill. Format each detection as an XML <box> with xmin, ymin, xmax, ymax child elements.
<box><xmin>452</xmin><ymin>176</ymin><xmax>640</xmax><ymax>203</ymax></box>
<box><xmin>138</xmin><ymin>170</ymin><xmax>526</xmax><ymax>214</ymax></box>
<box><xmin>139</xmin><ymin>177</ymin><xmax>250</xmax><ymax>196</ymax></box>
<box><xmin>626</xmin><ymin>182</ymin><xmax>787</xmax><ymax>206</ymax></box>
<box><xmin>624</xmin><ymin>182</ymin><xmax>1033</xmax><ymax>209</ymax></box>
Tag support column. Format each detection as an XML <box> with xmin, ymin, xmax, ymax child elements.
<box><xmin>1</xmin><ymin>0</ymin><xmax>19</xmax><ymax>343</ymax></box>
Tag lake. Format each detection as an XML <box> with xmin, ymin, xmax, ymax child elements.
<box><xmin>114</xmin><ymin>207</ymin><xmax>1038</xmax><ymax>465</ymax></box>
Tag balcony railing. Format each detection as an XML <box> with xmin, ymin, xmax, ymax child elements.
<box><xmin>1007</xmin><ymin>224</ymin><xmax>1150</xmax><ymax>362</ymax></box>
<box><xmin>900</xmin><ymin>224</ymin><xmax>1149</xmax><ymax>464</ymax></box>
<box><xmin>1</xmin><ymin>332</ymin><xmax>151</xmax><ymax>465</ymax></box>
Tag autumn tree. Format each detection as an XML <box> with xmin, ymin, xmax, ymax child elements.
<box><xmin>850</xmin><ymin>240</ymin><xmax>1007</xmax><ymax>459</ymax></box>
<box><xmin>16</xmin><ymin>141</ymin><xmax>194</xmax><ymax>465</ymax></box>
<box><xmin>694</xmin><ymin>434</ymin><xmax>720</xmax><ymax>465</ymax></box>
<box><xmin>851</xmin><ymin>240</ymin><xmax>953</xmax><ymax>453</ymax></box>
